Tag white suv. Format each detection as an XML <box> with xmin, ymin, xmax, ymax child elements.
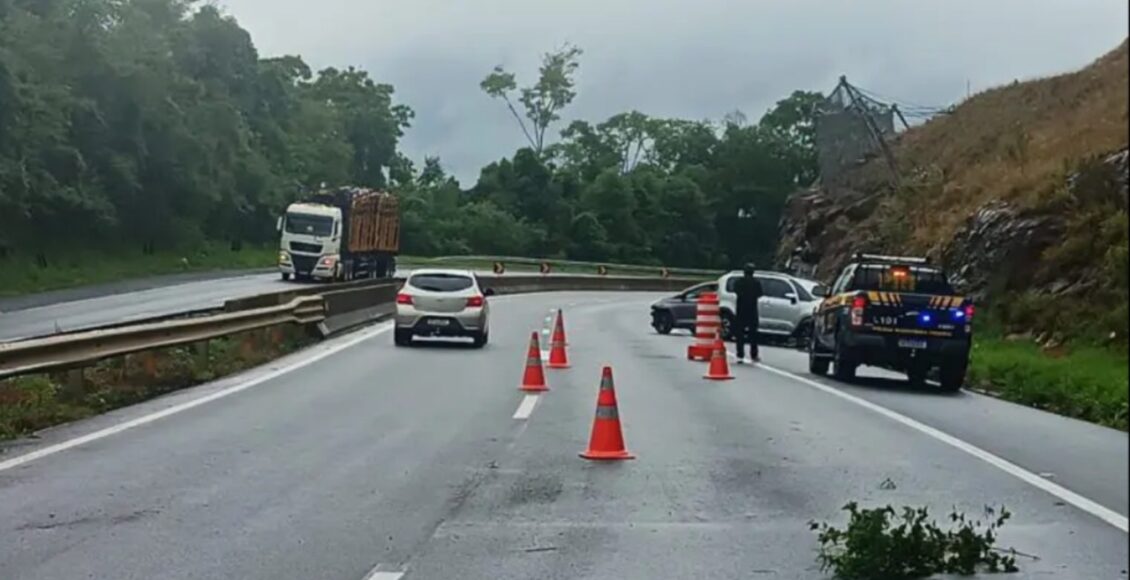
<box><xmin>717</xmin><ymin>271</ymin><xmax>826</xmax><ymax>344</ymax></box>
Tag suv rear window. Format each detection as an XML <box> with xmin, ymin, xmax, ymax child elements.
<box><xmin>850</xmin><ymin>265</ymin><xmax>954</xmax><ymax>294</ymax></box>
<box><xmin>409</xmin><ymin>273</ymin><xmax>474</xmax><ymax>292</ymax></box>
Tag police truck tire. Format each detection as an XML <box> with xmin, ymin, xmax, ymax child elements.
<box><xmin>939</xmin><ymin>362</ymin><xmax>967</xmax><ymax>392</ymax></box>
<box><xmin>809</xmin><ymin>341</ymin><xmax>830</xmax><ymax>376</ymax></box>
<box><xmin>833</xmin><ymin>330</ymin><xmax>857</xmax><ymax>381</ymax></box>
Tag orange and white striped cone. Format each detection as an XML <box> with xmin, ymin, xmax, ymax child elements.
<box><xmin>580</xmin><ymin>366</ymin><xmax>635</xmax><ymax>460</ymax></box>
<box><xmin>520</xmin><ymin>332</ymin><xmax>549</xmax><ymax>392</ymax></box>
<box><xmin>687</xmin><ymin>291</ymin><xmax>720</xmax><ymax>361</ymax></box>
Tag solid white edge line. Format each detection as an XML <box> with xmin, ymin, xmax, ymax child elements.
<box><xmin>513</xmin><ymin>394</ymin><xmax>540</xmax><ymax>420</ymax></box>
<box><xmin>752</xmin><ymin>361</ymin><xmax>1129</xmax><ymax>533</ymax></box>
<box><xmin>0</xmin><ymin>322</ymin><xmax>396</xmax><ymax>473</ymax></box>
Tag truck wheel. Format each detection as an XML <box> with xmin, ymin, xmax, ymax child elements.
<box><xmin>939</xmin><ymin>362</ymin><xmax>967</xmax><ymax>392</ymax></box>
<box><xmin>394</xmin><ymin>329</ymin><xmax>413</xmax><ymax>347</ymax></box>
<box><xmin>832</xmin><ymin>330</ymin><xmax>857</xmax><ymax>381</ymax></box>
<box><xmin>281</xmin><ymin>273</ymin><xmax>291</xmax><ymax>281</ymax></box>
<box><xmin>809</xmin><ymin>347</ymin><xmax>830</xmax><ymax>376</ymax></box>
<box><xmin>652</xmin><ymin>311</ymin><xmax>674</xmax><ymax>335</ymax></box>
<box><xmin>907</xmin><ymin>364</ymin><xmax>928</xmax><ymax>387</ymax></box>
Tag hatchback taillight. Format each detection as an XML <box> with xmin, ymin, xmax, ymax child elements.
<box><xmin>396</xmin><ymin>293</ymin><xmax>413</xmax><ymax>305</ymax></box>
<box><xmin>850</xmin><ymin>294</ymin><xmax>868</xmax><ymax>326</ymax></box>
<box><xmin>466</xmin><ymin>295</ymin><xmax>484</xmax><ymax>308</ymax></box>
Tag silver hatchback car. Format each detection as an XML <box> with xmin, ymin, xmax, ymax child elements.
<box><xmin>394</xmin><ymin>269</ymin><xmax>493</xmax><ymax>347</ymax></box>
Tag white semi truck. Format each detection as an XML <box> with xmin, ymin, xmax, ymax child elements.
<box><xmin>277</xmin><ymin>187</ymin><xmax>400</xmax><ymax>281</ymax></box>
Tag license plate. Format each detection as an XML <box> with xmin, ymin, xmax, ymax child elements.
<box><xmin>427</xmin><ymin>318</ymin><xmax>451</xmax><ymax>327</ymax></box>
<box><xmin>898</xmin><ymin>338</ymin><xmax>927</xmax><ymax>349</ymax></box>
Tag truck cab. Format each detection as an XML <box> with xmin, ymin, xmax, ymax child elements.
<box><xmin>278</xmin><ymin>202</ymin><xmax>344</xmax><ymax>281</ymax></box>
<box><xmin>809</xmin><ymin>253</ymin><xmax>973</xmax><ymax>391</ymax></box>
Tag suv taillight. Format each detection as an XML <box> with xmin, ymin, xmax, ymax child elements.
<box><xmin>396</xmin><ymin>293</ymin><xmax>413</xmax><ymax>305</ymax></box>
<box><xmin>850</xmin><ymin>294</ymin><xmax>868</xmax><ymax>327</ymax></box>
<box><xmin>466</xmin><ymin>295</ymin><xmax>484</xmax><ymax>308</ymax></box>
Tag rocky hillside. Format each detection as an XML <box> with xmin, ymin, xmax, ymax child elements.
<box><xmin>778</xmin><ymin>41</ymin><xmax>1129</xmax><ymax>343</ymax></box>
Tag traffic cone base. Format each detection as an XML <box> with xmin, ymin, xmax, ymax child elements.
<box><xmin>580</xmin><ymin>449</ymin><xmax>635</xmax><ymax>460</ymax></box>
<box><xmin>704</xmin><ymin>339</ymin><xmax>734</xmax><ymax>381</ymax></box>
<box><xmin>520</xmin><ymin>332</ymin><xmax>550</xmax><ymax>392</ymax></box>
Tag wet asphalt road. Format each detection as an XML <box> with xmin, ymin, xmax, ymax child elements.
<box><xmin>0</xmin><ymin>271</ymin><xmax>295</xmax><ymax>341</ymax></box>
<box><xmin>0</xmin><ymin>292</ymin><xmax>1126</xmax><ymax>579</ymax></box>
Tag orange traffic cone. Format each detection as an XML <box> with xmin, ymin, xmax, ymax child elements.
<box><xmin>547</xmin><ymin>310</ymin><xmax>570</xmax><ymax>369</ymax></box>
<box><xmin>580</xmin><ymin>366</ymin><xmax>635</xmax><ymax>460</ymax></box>
<box><xmin>520</xmin><ymin>332</ymin><xmax>549</xmax><ymax>392</ymax></box>
<box><xmin>703</xmin><ymin>336</ymin><xmax>734</xmax><ymax>381</ymax></box>
<box><xmin>554</xmin><ymin>309</ymin><xmax>569</xmax><ymax>346</ymax></box>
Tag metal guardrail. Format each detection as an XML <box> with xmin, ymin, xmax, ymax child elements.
<box><xmin>0</xmin><ymin>275</ymin><xmax>707</xmax><ymax>380</ymax></box>
<box><xmin>406</xmin><ymin>255</ymin><xmax>723</xmax><ymax>277</ymax></box>
<box><xmin>0</xmin><ymin>296</ymin><xmax>325</xmax><ymax>379</ymax></box>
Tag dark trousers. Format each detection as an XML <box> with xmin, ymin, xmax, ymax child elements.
<box><xmin>735</xmin><ymin>316</ymin><xmax>759</xmax><ymax>359</ymax></box>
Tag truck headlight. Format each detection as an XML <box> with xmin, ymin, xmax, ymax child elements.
<box><xmin>278</xmin><ymin>251</ymin><xmax>291</xmax><ymax>264</ymax></box>
<box><xmin>319</xmin><ymin>255</ymin><xmax>339</xmax><ymax>267</ymax></box>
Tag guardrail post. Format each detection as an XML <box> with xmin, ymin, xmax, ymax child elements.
<box><xmin>61</xmin><ymin>368</ymin><xmax>86</xmax><ymax>402</ymax></box>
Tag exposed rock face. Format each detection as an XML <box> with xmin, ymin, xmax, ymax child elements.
<box><xmin>777</xmin><ymin>147</ymin><xmax>1127</xmax><ymax>310</ymax></box>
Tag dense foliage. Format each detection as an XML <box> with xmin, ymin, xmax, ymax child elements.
<box><xmin>0</xmin><ymin>0</ymin><xmax>411</xmax><ymax>255</ymax></box>
<box><xmin>400</xmin><ymin>44</ymin><xmax>822</xmax><ymax>268</ymax></box>
<box><xmin>0</xmin><ymin>1</ymin><xmax>819</xmax><ymax>270</ymax></box>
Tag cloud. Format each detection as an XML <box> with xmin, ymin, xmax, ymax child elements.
<box><xmin>219</xmin><ymin>0</ymin><xmax>1129</xmax><ymax>184</ymax></box>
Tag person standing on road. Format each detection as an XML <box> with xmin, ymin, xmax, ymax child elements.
<box><xmin>733</xmin><ymin>263</ymin><xmax>762</xmax><ymax>363</ymax></box>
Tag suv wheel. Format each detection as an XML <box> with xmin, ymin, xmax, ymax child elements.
<box><xmin>394</xmin><ymin>328</ymin><xmax>413</xmax><ymax>347</ymax></box>
<box><xmin>720</xmin><ymin>311</ymin><xmax>735</xmax><ymax>341</ymax></box>
<box><xmin>471</xmin><ymin>330</ymin><xmax>488</xmax><ymax>348</ymax></box>
<box><xmin>652</xmin><ymin>311</ymin><xmax>674</xmax><ymax>335</ymax></box>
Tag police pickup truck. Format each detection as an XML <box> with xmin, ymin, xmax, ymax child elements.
<box><xmin>809</xmin><ymin>254</ymin><xmax>973</xmax><ymax>391</ymax></box>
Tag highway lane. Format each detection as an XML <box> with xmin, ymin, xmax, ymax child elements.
<box><xmin>0</xmin><ymin>272</ymin><xmax>292</xmax><ymax>342</ymax></box>
<box><xmin>0</xmin><ymin>292</ymin><xmax>1125</xmax><ymax>579</ymax></box>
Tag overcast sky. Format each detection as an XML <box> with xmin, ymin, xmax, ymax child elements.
<box><xmin>218</xmin><ymin>0</ymin><xmax>1128</xmax><ymax>185</ymax></box>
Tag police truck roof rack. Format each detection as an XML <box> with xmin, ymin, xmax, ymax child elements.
<box><xmin>853</xmin><ymin>253</ymin><xmax>930</xmax><ymax>265</ymax></box>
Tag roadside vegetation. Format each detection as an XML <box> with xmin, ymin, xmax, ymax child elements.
<box><xmin>968</xmin><ymin>334</ymin><xmax>1128</xmax><ymax>431</ymax></box>
<box><xmin>0</xmin><ymin>325</ymin><xmax>314</xmax><ymax>441</ymax></box>
<box><xmin>810</xmin><ymin>502</ymin><xmax>1019</xmax><ymax>579</ymax></box>
<box><xmin>0</xmin><ymin>244</ymin><xmax>276</xmax><ymax>297</ymax></box>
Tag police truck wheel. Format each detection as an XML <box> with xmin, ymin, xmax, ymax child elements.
<box><xmin>939</xmin><ymin>362</ymin><xmax>967</xmax><ymax>392</ymax></box>
<box><xmin>832</xmin><ymin>330</ymin><xmax>857</xmax><ymax>381</ymax></box>
<box><xmin>809</xmin><ymin>344</ymin><xmax>830</xmax><ymax>376</ymax></box>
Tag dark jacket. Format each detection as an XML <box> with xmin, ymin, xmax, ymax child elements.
<box><xmin>733</xmin><ymin>276</ymin><xmax>762</xmax><ymax>320</ymax></box>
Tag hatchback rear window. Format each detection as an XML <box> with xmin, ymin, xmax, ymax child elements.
<box><xmin>409</xmin><ymin>273</ymin><xmax>474</xmax><ymax>292</ymax></box>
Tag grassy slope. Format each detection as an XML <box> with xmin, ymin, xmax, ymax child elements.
<box><xmin>0</xmin><ymin>243</ymin><xmax>277</xmax><ymax>297</ymax></box>
<box><xmin>826</xmin><ymin>41</ymin><xmax>1129</xmax><ymax>429</ymax></box>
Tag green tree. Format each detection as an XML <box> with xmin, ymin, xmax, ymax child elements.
<box><xmin>480</xmin><ymin>44</ymin><xmax>583</xmax><ymax>155</ymax></box>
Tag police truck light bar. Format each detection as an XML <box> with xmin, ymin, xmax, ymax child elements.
<box><xmin>854</xmin><ymin>253</ymin><xmax>930</xmax><ymax>265</ymax></box>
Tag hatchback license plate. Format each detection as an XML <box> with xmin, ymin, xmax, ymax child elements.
<box><xmin>427</xmin><ymin>318</ymin><xmax>451</xmax><ymax>327</ymax></box>
<box><xmin>898</xmin><ymin>338</ymin><xmax>927</xmax><ymax>350</ymax></box>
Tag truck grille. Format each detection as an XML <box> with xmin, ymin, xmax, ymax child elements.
<box><xmin>292</xmin><ymin>255</ymin><xmax>318</xmax><ymax>274</ymax></box>
<box><xmin>290</xmin><ymin>242</ymin><xmax>322</xmax><ymax>253</ymax></box>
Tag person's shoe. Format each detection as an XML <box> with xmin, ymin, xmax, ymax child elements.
<box><xmin>734</xmin><ymin>353</ymin><xmax>745</xmax><ymax>364</ymax></box>
<box><xmin>750</xmin><ymin>356</ymin><xmax>761</xmax><ymax>364</ymax></box>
